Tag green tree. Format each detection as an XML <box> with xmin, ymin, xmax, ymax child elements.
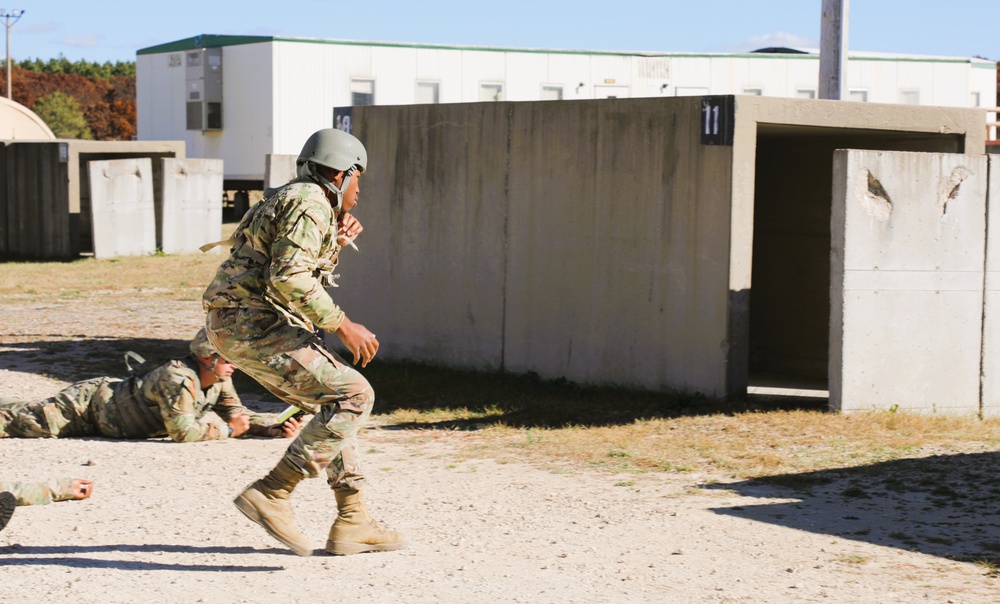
<box><xmin>33</xmin><ymin>91</ymin><xmax>94</xmax><ymax>139</ymax></box>
<box><xmin>16</xmin><ymin>55</ymin><xmax>136</xmax><ymax>79</ymax></box>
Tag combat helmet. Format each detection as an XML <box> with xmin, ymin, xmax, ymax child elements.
<box><xmin>296</xmin><ymin>128</ymin><xmax>368</xmax><ymax>213</ymax></box>
<box><xmin>189</xmin><ymin>328</ymin><xmax>216</xmax><ymax>358</ymax></box>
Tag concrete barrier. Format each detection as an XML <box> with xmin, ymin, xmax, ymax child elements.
<box><xmin>830</xmin><ymin>150</ymin><xmax>988</xmax><ymax>414</ymax></box>
<box><xmin>160</xmin><ymin>158</ymin><xmax>224</xmax><ymax>254</ymax></box>
<box><xmin>88</xmin><ymin>158</ymin><xmax>156</xmax><ymax>259</ymax></box>
<box><xmin>0</xmin><ymin>139</ymin><xmax>184</xmax><ymax>258</ymax></box>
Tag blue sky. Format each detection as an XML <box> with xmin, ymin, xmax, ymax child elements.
<box><xmin>4</xmin><ymin>0</ymin><xmax>998</xmax><ymax>64</ymax></box>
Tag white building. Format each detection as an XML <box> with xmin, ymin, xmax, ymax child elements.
<box><xmin>136</xmin><ymin>34</ymin><xmax>998</xmax><ymax>185</ymax></box>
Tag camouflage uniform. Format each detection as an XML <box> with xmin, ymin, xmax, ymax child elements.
<box><xmin>203</xmin><ymin>178</ymin><xmax>371</xmax><ymax>490</ymax></box>
<box><xmin>0</xmin><ymin>478</ymin><xmax>79</xmax><ymax>506</ymax></box>
<box><xmin>0</xmin><ymin>357</ymin><xmax>270</xmax><ymax>441</ymax></box>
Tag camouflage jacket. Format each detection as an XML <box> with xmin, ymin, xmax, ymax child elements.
<box><xmin>202</xmin><ymin>178</ymin><xmax>347</xmax><ymax>332</ymax></box>
<box><xmin>99</xmin><ymin>357</ymin><xmax>269</xmax><ymax>442</ymax></box>
<box><xmin>0</xmin><ymin>478</ymin><xmax>75</xmax><ymax>506</ymax></box>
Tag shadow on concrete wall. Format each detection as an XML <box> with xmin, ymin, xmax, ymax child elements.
<box><xmin>700</xmin><ymin>452</ymin><xmax>1000</xmax><ymax>565</ymax></box>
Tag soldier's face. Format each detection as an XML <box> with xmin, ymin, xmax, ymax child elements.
<box><xmin>337</xmin><ymin>170</ymin><xmax>361</xmax><ymax>213</ymax></box>
<box><xmin>210</xmin><ymin>356</ymin><xmax>236</xmax><ymax>378</ymax></box>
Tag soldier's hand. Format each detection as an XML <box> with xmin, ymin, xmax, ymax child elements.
<box><xmin>71</xmin><ymin>479</ymin><xmax>94</xmax><ymax>500</ymax></box>
<box><xmin>335</xmin><ymin>316</ymin><xmax>379</xmax><ymax>368</ymax></box>
<box><xmin>227</xmin><ymin>414</ymin><xmax>251</xmax><ymax>438</ymax></box>
<box><xmin>338</xmin><ymin>212</ymin><xmax>363</xmax><ymax>240</ymax></box>
<box><xmin>269</xmin><ymin>416</ymin><xmax>302</xmax><ymax>438</ymax></box>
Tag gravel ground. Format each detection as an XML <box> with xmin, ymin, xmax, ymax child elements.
<box><xmin>1</xmin><ymin>292</ymin><xmax>1000</xmax><ymax>603</ymax></box>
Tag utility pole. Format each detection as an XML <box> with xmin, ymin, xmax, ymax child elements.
<box><xmin>1</xmin><ymin>8</ymin><xmax>24</xmax><ymax>100</ymax></box>
<box><xmin>818</xmin><ymin>0</ymin><xmax>848</xmax><ymax>100</ymax></box>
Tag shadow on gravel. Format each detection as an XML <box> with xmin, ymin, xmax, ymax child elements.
<box><xmin>0</xmin><ymin>338</ymin><xmax>827</xmax><ymax>428</ymax></box>
<box><xmin>0</xmin><ymin>543</ymin><xmax>292</xmax><ymax>571</ymax></box>
<box><xmin>701</xmin><ymin>451</ymin><xmax>1000</xmax><ymax>567</ymax></box>
<box><xmin>0</xmin><ymin>557</ymin><xmax>283</xmax><ymax>571</ymax></box>
<box><xmin>0</xmin><ymin>336</ymin><xmax>192</xmax><ymax>384</ymax></box>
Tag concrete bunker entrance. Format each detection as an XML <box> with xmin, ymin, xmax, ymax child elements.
<box><xmin>747</xmin><ymin>124</ymin><xmax>965</xmax><ymax>396</ymax></box>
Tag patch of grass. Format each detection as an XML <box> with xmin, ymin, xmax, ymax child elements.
<box><xmin>835</xmin><ymin>554</ymin><xmax>872</xmax><ymax>565</ymax></box>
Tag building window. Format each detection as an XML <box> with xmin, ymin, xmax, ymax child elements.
<box><xmin>416</xmin><ymin>81</ymin><xmax>439</xmax><ymax>104</ymax></box>
<box><xmin>351</xmin><ymin>79</ymin><xmax>375</xmax><ymax>106</ymax></box>
<box><xmin>674</xmin><ymin>87</ymin><xmax>708</xmax><ymax>97</ymax></box>
<box><xmin>480</xmin><ymin>83</ymin><xmax>504</xmax><ymax>102</ymax></box>
<box><xmin>971</xmin><ymin>91</ymin><xmax>981</xmax><ymax>107</ymax></box>
<box><xmin>541</xmin><ymin>85</ymin><xmax>563</xmax><ymax>100</ymax></box>
<box><xmin>848</xmin><ymin>89</ymin><xmax>868</xmax><ymax>102</ymax></box>
<box><xmin>900</xmin><ymin>90</ymin><xmax>920</xmax><ymax>105</ymax></box>
<box><xmin>743</xmin><ymin>88</ymin><xmax>763</xmax><ymax>96</ymax></box>
<box><xmin>795</xmin><ymin>89</ymin><xmax>816</xmax><ymax>99</ymax></box>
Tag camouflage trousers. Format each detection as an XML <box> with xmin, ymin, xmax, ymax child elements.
<box><xmin>206</xmin><ymin>308</ymin><xmax>373</xmax><ymax>491</ymax></box>
<box><xmin>0</xmin><ymin>378</ymin><xmax>119</xmax><ymax>439</ymax></box>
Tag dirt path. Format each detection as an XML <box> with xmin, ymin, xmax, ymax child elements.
<box><xmin>1</xmin><ymin>293</ymin><xmax>999</xmax><ymax>603</ymax></box>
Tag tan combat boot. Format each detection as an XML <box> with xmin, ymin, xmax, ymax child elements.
<box><xmin>325</xmin><ymin>489</ymin><xmax>407</xmax><ymax>555</ymax></box>
<box><xmin>234</xmin><ymin>459</ymin><xmax>312</xmax><ymax>556</ymax></box>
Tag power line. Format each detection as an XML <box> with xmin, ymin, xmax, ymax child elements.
<box><xmin>1</xmin><ymin>8</ymin><xmax>25</xmax><ymax>100</ymax></box>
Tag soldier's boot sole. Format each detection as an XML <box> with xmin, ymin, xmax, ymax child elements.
<box><xmin>234</xmin><ymin>483</ymin><xmax>312</xmax><ymax>557</ymax></box>
<box><xmin>325</xmin><ymin>537</ymin><xmax>407</xmax><ymax>556</ymax></box>
<box><xmin>0</xmin><ymin>492</ymin><xmax>15</xmax><ymax>533</ymax></box>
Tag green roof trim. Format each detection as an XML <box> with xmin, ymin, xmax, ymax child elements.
<box><xmin>137</xmin><ymin>34</ymin><xmax>997</xmax><ymax>67</ymax></box>
<box><xmin>137</xmin><ymin>34</ymin><xmax>273</xmax><ymax>55</ymax></box>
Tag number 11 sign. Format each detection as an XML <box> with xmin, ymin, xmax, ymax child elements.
<box><xmin>700</xmin><ymin>96</ymin><xmax>734</xmax><ymax>146</ymax></box>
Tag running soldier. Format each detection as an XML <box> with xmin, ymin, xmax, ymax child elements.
<box><xmin>203</xmin><ymin>128</ymin><xmax>404</xmax><ymax>556</ymax></box>
<box><xmin>0</xmin><ymin>329</ymin><xmax>301</xmax><ymax>442</ymax></box>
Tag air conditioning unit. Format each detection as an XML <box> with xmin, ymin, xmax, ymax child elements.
<box><xmin>185</xmin><ymin>48</ymin><xmax>223</xmax><ymax>131</ymax></box>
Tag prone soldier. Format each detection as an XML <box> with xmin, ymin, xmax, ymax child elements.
<box><xmin>0</xmin><ymin>329</ymin><xmax>302</xmax><ymax>442</ymax></box>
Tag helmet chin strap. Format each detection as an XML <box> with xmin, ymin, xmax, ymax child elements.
<box><xmin>197</xmin><ymin>355</ymin><xmax>228</xmax><ymax>380</ymax></box>
<box><xmin>305</xmin><ymin>162</ymin><xmax>354</xmax><ymax>214</ymax></box>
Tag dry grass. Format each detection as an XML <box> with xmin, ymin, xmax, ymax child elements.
<box><xmin>0</xmin><ymin>253</ymin><xmax>224</xmax><ymax>298</ymax></box>
<box><xmin>367</xmin><ymin>364</ymin><xmax>1000</xmax><ymax>479</ymax></box>
<box><xmin>6</xmin><ymin>239</ymin><xmax>1000</xmax><ymax>482</ymax></box>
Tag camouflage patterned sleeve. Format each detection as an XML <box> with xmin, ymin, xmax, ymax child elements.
<box><xmin>211</xmin><ymin>380</ymin><xmax>270</xmax><ymax>437</ymax></box>
<box><xmin>0</xmin><ymin>478</ymin><xmax>72</xmax><ymax>506</ymax></box>
<box><xmin>149</xmin><ymin>369</ymin><xmax>229</xmax><ymax>442</ymax></box>
<box><xmin>268</xmin><ymin>189</ymin><xmax>347</xmax><ymax>332</ymax></box>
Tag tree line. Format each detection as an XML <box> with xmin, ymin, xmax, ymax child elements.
<box><xmin>1</xmin><ymin>56</ymin><xmax>136</xmax><ymax>140</ymax></box>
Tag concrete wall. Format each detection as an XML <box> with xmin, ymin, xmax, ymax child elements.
<box><xmin>252</xmin><ymin>95</ymin><xmax>987</xmax><ymax>404</ymax></box>
<box><xmin>264</xmin><ymin>154</ymin><xmax>296</xmax><ymax>191</ymax></box>
<box><xmin>983</xmin><ymin>156</ymin><xmax>1000</xmax><ymax>417</ymax></box>
<box><xmin>830</xmin><ymin>150</ymin><xmax>988</xmax><ymax>415</ymax></box>
<box><xmin>336</xmin><ymin>97</ymin><xmax>734</xmax><ymax>395</ymax></box>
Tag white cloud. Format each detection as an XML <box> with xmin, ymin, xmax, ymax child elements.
<box><xmin>60</xmin><ymin>34</ymin><xmax>104</xmax><ymax>48</ymax></box>
<box><xmin>18</xmin><ymin>21</ymin><xmax>59</xmax><ymax>35</ymax></box>
<box><xmin>726</xmin><ymin>32</ymin><xmax>817</xmax><ymax>53</ymax></box>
